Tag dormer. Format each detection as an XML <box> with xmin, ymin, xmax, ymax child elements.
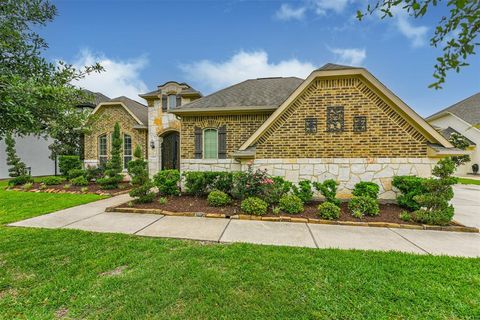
<box><xmin>139</xmin><ymin>81</ymin><xmax>202</xmax><ymax>112</ymax></box>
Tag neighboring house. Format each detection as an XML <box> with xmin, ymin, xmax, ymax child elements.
<box><xmin>427</xmin><ymin>92</ymin><xmax>480</xmax><ymax>175</ymax></box>
<box><xmin>0</xmin><ymin>90</ymin><xmax>109</xmax><ymax>179</ymax></box>
<box><xmin>139</xmin><ymin>63</ymin><xmax>463</xmax><ymax>199</ymax></box>
<box><xmin>83</xmin><ymin>96</ymin><xmax>149</xmax><ymax>170</ymax></box>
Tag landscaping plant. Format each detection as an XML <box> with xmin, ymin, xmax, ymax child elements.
<box><xmin>392</xmin><ymin>175</ymin><xmax>426</xmax><ymax>211</ymax></box>
<box><xmin>58</xmin><ymin>155</ymin><xmax>82</xmax><ymax>176</ymax></box>
<box><xmin>207</xmin><ymin>190</ymin><xmax>231</xmax><ymax>207</ymax></box>
<box><xmin>42</xmin><ymin>176</ymin><xmax>66</xmax><ymax>186</ymax></box>
<box><xmin>317</xmin><ymin>202</ymin><xmax>341</xmax><ymax>220</ymax></box>
<box><xmin>313</xmin><ymin>179</ymin><xmax>340</xmax><ymax>206</ymax></box>
<box><xmin>70</xmin><ymin>176</ymin><xmax>89</xmax><ymax>186</ymax></box>
<box><xmin>5</xmin><ymin>133</ymin><xmax>32</xmax><ymax>186</ymax></box>
<box><xmin>231</xmin><ymin>165</ymin><xmax>268</xmax><ymax>200</ymax></box>
<box><xmin>109</xmin><ymin>122</ymin><xmax>123</xmax><ymax>173</ymax></box>
<box><xmin>67</xmin><ymin>168</ymin><xmax>85</xmax><ymax>180</ymax></box>
<box><xmin>260</xmin><ymin>176</ymin><xmax>292</xmax><ymax>205</ymax></box>
<box><xmin>348</xmin><ymin>196</ymin><xmax>380</xmax><ymax>218</ymax></box>
<box><xmin>291</xmin><ymin>180</ymin><xmax>313</xmax><ymax>203</ymax></box>
<box><xmin>158</xmin><ymin>197</ymin><xmax>167</xmax><ymax>205</ymax></box>
<box><xmin>413</xmin><ymin>158</ymin><xmax>457</xmax><ymax>226</ymax></box>
<box><xmin>128</xmin><ymin>145</ymin><xmax>155</xmax><ymax>203</ymax></box>
<box><xmin>22</xmin><ymin>182</ymin><xmax>33</xmax><ymax>191</ymax></box>
<box><xmin>399</xmin><ymin>211</ymin><xmax>411</xmax><ymax>222</ymax></box>
<box><xmin>153</xmin><ymin>169</ymin><xmax>180</xmax><ymax>196</ymax></box>
<box><xmin>241</xmin><ymin>197</ymin><xmax>268</xmax><ymax>216</ymax></box>
<box><xmin>183</xmin><ymin>171</ymin><xmax>232</xmax><ymax>196</ymax></box>
<box><xmin>85</xmin><ymin>166</ymin><xmax>104</xmax><ymax>182</ymax></box>
<box><xmin>278</xmin><ymin>194</ymin><xmax>304</xmax><ymax>214</ymax></box>
<box><xmin>352</xmin><ymin>182</ymin><xmax>379</xmax><ymax>200</ymax></box>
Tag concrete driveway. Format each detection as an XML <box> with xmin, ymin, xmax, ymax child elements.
<box><xmin>7</xmin><ymin>185</ymin><xmax>480</xmax><ymax>258</ymax></box>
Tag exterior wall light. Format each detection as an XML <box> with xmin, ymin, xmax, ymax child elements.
<box><xmin>150</xmin><ymin>140</ymin><xmax>155</xmax><ymax>149</ymax></box>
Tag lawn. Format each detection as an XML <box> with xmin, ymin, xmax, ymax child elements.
<box><xmin>457</xmin><ymin>177</ymin><xmax>480</xmax><ymax>186</ymax></box>
<box><xmin>1</xmin><ymin>180</ymin><xmax>480</xmax><ymax>319</ymax></box>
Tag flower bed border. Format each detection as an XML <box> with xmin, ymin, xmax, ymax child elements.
<box><xmin>7</xmin><ymin>187</ymin><xmax>129</xmax><ymax>197</ymax></box>
<box><xmin>105</xmin><ymin>206</ymin><xmax>479</xmax><ymax>233</ymax></box>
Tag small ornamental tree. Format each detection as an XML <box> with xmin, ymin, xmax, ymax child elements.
<box><xmin>127</xmin><ymin>145</ymin><xmax>154</xmax><ymax>203</ymax></box>
<box><xmin>449</xmin><ymin>132</ymin><xmax>471</xmax><ymax>167</ymax></box>
<box><xmin>5</xmin><ymin>133</ymin><xmax>27</xmax><ymax>177</ymax></box>
<box><xmin>110</xmin><ymin>122</ymin><xmax>123</xmax><ymax>173</ymax></box>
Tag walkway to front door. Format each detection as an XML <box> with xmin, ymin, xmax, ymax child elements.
<box><xmin>161</xmin><ymin>131</ymin><xmax>179</xmax><ymax>170</ymax></box>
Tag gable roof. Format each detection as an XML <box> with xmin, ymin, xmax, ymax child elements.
<box><xmin>170</xmin><ymin>77</ymin><xmax>304</xmax><ymax>115</ymax></box>
<box><xmin>437</xmin><ymin>126</ymin><xmax>476</xmax><ymax>146</ymax></box>
<box><xmin>92</xmin><ymin>96</ymin><xmax>148</xmax><ymax>126</ymax></box>
<box><xmin>427</xmin><ymin>92</ymin><xmax>480</xmax><ymax>126</ymax></box>
<box><xmin>76</xmin><ymin>90</ymin><xmax>110</xmax><ymax>108</ymax></box>
<box><xmin>139</xmin><ymin>82</ymin><xmax>202</xmax><ymax>99</ymax></box>
<box><xmin>239</xmin><ymin>64</ymin><xmax>453</xmax><ymax>151</ymax></box>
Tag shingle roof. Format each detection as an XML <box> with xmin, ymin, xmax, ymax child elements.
<box><xmin>438</xmin><ymin>126</ymin><xmax>476</xmax><ymax>146</ymax></box>
<box><xmin>427</xmin><ymin>92</ymin><xmax>480</xmax><ymax>126</ymax></box>
<box><xmin>173</xmin><ymin>77</ymin><xmax>304</xmax><ymax>111</ymax></box>
<box><xmin>78</xmin><ymin>90</ymin><xmax>110</xmax><ymax>108</ymax></box>
<box><xmin>140</xmin><ymin>83</ymin><xmax>202</xmax><ymax>98</ymax></box>
<box><xmin>109</xmin><ymin>96</ymin><xmax>148</xmax><ymax>125</ymax></box>
<box><xmin>316</xmin><ymin>63</ymin><xmax>361</xmax><ymax>71</ymax></box>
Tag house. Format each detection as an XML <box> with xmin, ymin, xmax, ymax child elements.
<box><xmin>0</xmin><ymin>90</ymin><xmax>109</xmax><ymax>179</ymax></box>
<box><xmin>83</xmin><ymin>96</ymin><xmax>149</xmax><ymax>170</ymax></box>
<box><xmin>426</xmin><ymin>92</ymin><xmax>479</xmax><ymax>175</ymax></box>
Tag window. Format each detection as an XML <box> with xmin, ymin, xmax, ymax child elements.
<box><xmin>123</xmin><ymin>134</ymin><xmax>132</xmax><ymax>169</ymax></box>
<box><xmin>326</xmin><ymin>106</ymin><xmax>344</xmax><ymax>132</ymax></box>
<box><xmin>353</xmin><ymin>116</ymin><xmax>367</xmax><ymax>132</ymax></box>
<box><xmin>168</xmin><ymin>95</ymin><xmax>176</xmax><ymax>110</ymax></box>
<box><xmin>98</xmin><ymin>134</ymin><xmax>108</xmax><ymax>166</ymax></box>
<box><xmin>305</xmin><ymin>117</ymin><xmax>317</xmax><ymax>134</ymax></box>
<box><xmin>203</xmin><ymin>128</ymin><xmax>218</xmax><ymax>159</ymax></box>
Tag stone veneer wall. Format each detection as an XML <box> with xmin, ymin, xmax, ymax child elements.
<box><xmin>84</xmin><ymin>105</ymin><xmax>147</xmax><ymax>167</ymax></box>
<box><xmin>180</xmin><ymin>158</ymin><xmax>437</xmax><ymax>199</ymax></box>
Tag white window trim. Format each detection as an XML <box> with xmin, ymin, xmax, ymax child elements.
<box><xmin>202</xmin><ymin>128</ymin><xmax>218</xmax><ymax>159</ymax></box>
<box><xmin>98</xmin><ymin>134</ymin><xmax>108</xmax><ymax>165</ymax></box>
<box><xmin>123</xmin><ymin>133</ymin><xmax>132</xmax><ymax>169</ymax></box>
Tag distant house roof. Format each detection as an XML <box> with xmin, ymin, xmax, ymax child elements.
<box><xmin>108</xmin><ymin>96</ymin><xmax>148</xmax><ymax>125</ymax></box>
<box><xmin>438</xmin><ymin>126</ymin><xmax>476</xmax><ymax>146</ymax></box>
<box><xmin>78</xmin><ymin>90</ymin><xmax>110</xmax><ymax>108</ymax></box>
<box><xmin>171</xmin><ymin>77</ymin><xmax>304</xmax><ymax>114</ymax></box>
<box><xmin>427</xmin><ymin>92</ymin><xmax>480</xmax><ymax>126</ymax></box>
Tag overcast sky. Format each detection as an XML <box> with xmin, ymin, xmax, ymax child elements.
<box><xmin>44</xmin><ymin>0</ymin><xmax>480</xmax><ymax>116</ymax></box>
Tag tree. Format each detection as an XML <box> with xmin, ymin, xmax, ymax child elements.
<box><xmin>5</xmin><ymin>134</ymin><xmax>27</xmax><ymax>177</ymax></box>
<box><xmin>0</xmin><ymin>0</ymin><xmax>103</xmax><ymax>139</ymax></box>
<box><xmin>128</xmin><ymin>145</ymin><xmax>155</xmax><ymax>203</ymax></box>
<box><xmin>448</xmin><ymin>132</ymin><xmax>471</xmax><ymax>167</ymax></box>
<box><xmin>357</xmin><ymin>1</ymin><xmax>480</xmax><ymax>89</ymax></box>
<box><xmin>110</xmin><ymin>122</ymin><xmax>123</xmax><ymax>173</ymax></box>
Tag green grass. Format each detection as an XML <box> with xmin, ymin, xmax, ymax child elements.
<box><xmin>1</xmin><ymin>179</ymin><xmax>479</xmax><ymax>319</ymax></box>
<box><xmin>457</xmin><ymin>177</ymin><xmax>480</xmax><ymax>186</ymax></box>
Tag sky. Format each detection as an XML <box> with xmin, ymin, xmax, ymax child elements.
<box><xmin>42</xmin><ymin>0</ymin><xmax>480</xmax><ymax>117</ymax></box>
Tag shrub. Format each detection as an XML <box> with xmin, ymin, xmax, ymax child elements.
<box><xmin>58</xmin><ymin>155</ymin><xmax>81</xmax><ymax>176</ymax></box>
<box><xmin>39</xmin><ymin>183</ymin><xmax>47</xmax><ymax>190</ymax></box>
<box><xmin>313</xmin><ymin>179</ymin><xmax>340</xmax><ymax>206</ymax></box>
<box><xmin>67</xmin><ymin>168</ymin><xmax>85</xmax><ymax>180</ymax></box>
<box><xmin>207</xmin><ymin>190</ymin><xmax>231</xmax><ymax>207</ymax></box>
<box><xmin>109</xmin><ymin>122</ymin><xmax>123</xmax><ymax>173</ymax></box>
<box><xmin>348</xmin><ymin>196</ymin><xmax>380</xmax><ymax>218</ymax></box>
<box><xmin>158</xmin><ymin>197</ymin><xmax>167</xmax><ymax>205</ymax></box>
<box><xmin>412</xmin><ymin>158</ymin><xmax>457</xmax><ymax>226</ymax></box>
<box><xmin>23</xmin><ymin>182</ymin><xmax>33</xmax><ymax>191</ymax></box>
<box><xmin>129</xmin><ymin>183</ymin><xmax>155</xmax><ymax>203</ymax></box>
<box><xmin>278</xmin><ymin>194</ymin><xmax>304</xmax><ymax>214</ymax></box>
<box><xmin>8</xmin><ymin>175</ymin><xmax>33</xmax><ymax>186</ymax></box>
<box><xmin>399</xmin><ymin>211</ymin><xmax>411</xmax><ymax>222</ymax></box>
<box><xmin>291</xmin><ymin>180</ymin><xmax>313</xmax><ymax>203</ymax></box>
<box><xmin>211</xmin><ymin>172</ymin><xmax>234</xmax><ymax>194</ymax></box>
<box><xmin>241</xmin><ymin>197</ymin><xmax>268</xmax><ymax>216</ymax></box>
<box><xmin>85</xmin><ymin>166</ymin><xmax>104</xmax><ymax>182</ymax></box>
<box><xmin>70</xmin><ymin>175</ymin><xmax>89</xmax><ymax>186</ymax></box>
<box><xmin>5</xmin><ymin>133</ymin><xmax>28</xmax><ymax>178</ymax></box>
<box><xmin>272</xmin><ymin>207</ymin><xmax>281</xmax><ymax>215</ymax></box>
<box><xmin>80</xmin><ymin>187</ymin><xmax>89</xmax><ymax>193</ymax></box>
<box><xmin>63</xmin><ymin>184</ymin><xmax>71</xmax><ymax>190</ymax></box>
<box><xmin>127</xmin><ymin>146</ymin><xmax>155</xmax><ymax>203</ymax></box>
<box><xmin>183</xmin><ymin>171</ymin><xmax>227</xmax><ymax>196</ymax></box>
<box><xmin>97</xmin><ymin>169</ymin><xmax>123</xmax><ymax>189</ymax></box>
<box><xmin>392</xmin><ymin>176</ymin><xmax>426</xmax><ymax>211</ymax></box>
<box><xmin>352</xmin><ymin>182</ymin><xmax>380</xmax><ymax>200</ymax></box>
<box><xmin>317</xmin><ymin>202</ymin><xmax>341</xmax><ymax>220</ymax></box>
<box><xmin>231</xmin><ymin>165</ymin><xmax>269</xmax><ymax>200</ymax></box>
<box><xmin>260</xmin><ymin>176</ymin><xmax>292</xmax><ymax>205</ymax></box>
<box><xmin>153</xmin><ymin>169</ymin><xmax>180</xmax><ymax>196</ymax></box>
<box><xmin>41</xmin><ymin>176</ymin><xmax>65</xmax><ymax>186</ymax></box>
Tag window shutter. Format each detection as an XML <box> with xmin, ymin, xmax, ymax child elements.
<box><xmin>194</xmin><ymin>127</ymin><xmax>202</xmax><ymax>159</ymax></box>
<box><xmin>161</xmin><ymin>95</ymin><xmax>167</xmax><ymax>111</ymax></box>
<box><xmin>176</xmin><ymin>95</ymin><xmax>182</xmax><ymax>107</ymax></box>
<box><xmin>218</xmin><ymin>125</ymin><xmax>227</xmax><ymax>159</ymax></box>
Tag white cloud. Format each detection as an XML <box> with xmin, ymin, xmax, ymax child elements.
<box><xmin>313</xmin><ymin>0</ymin><xmax>351</xmax><ymax>15</ymax></box>
<box><xmin>275</xmin><ymin>3</ymin><xmax>306</xmax><ymax>21</ymax></box>
<box><xmin>180</xmin><ymin>50</ymin><xmax>315</xmax><ymax>92</ymax></box>
<box><xmin>330</xmin><ymin>48</ymin><xmax>366</xmax><ymax>66</ymax></box>
<box><xmin>70</xmin><ymin>49</ymin><xmax>148</xmax><ymax>102</ymax></box>
<box><xmin>394</xmin><ymin>12</ymin><xmax>428</xmax><ymax>47</ymax></box>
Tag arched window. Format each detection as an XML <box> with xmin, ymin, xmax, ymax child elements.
<box><xmin>123</xmin><ymin>134</ymin><xmax>132</xmax><ymax>169</ymax></box>
<box><xmin>203</xmin><ymin>128</ymin><xmax>218</xmax><ymax>159</ymax></box>
<box><xmin>98</xmin><ymin>134</ymin><xmax>108</xmax><ymax>166</ymax></box>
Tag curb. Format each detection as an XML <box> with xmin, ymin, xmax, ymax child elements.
<box><xmin>105</xmin><ymin>206</ymin><xmax>479</xmax><ymax>233</ymax></box>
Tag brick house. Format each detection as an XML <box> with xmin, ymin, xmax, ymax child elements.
<box><xmin>139</xmin><ymin>63</ymin><xmax>463</xmax><ymax>199</ymax></box>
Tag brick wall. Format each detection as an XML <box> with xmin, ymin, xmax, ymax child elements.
<box><xmin>255</xmin><ymin>76</ymin><xmax>428</xmax><ymax>158</ymax></box>
<box><xmin>84</xmin><ymin>105</ymin><xmax>147</xmax><ymax>162</ymax></box>
<box><xmin>180</xmin><ymin>114</ymin><xmax>270</xmax><ymax>159</ymax></box>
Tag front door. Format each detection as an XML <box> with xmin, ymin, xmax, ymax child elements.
<box><xmin>161</xmin><ymin>132</ymin><xmax>179</xmax><ymax>170</ymax></box>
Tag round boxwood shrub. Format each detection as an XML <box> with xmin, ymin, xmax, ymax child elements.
<box><xmin>207</xmin><ymin>190</ymin><xmax>231</xmax><ymax>207</ymax></box>
<box><xmin>67</xmin><ymin>168</ymin><xmax>85</xmax><ymax>180</ymax></box>
<box><xmin>241</xmin><ymin>197</ymin><xmax>268</xmax><ymax>216</ymax></box>
<box><xmin>348</xmin><ymin>196</ymin><xmax>380</xmax><ymax>218</ymax></box>
<box><xmin>352</xmin><ymin>181</ymin><xmax>380</xmax><ymax>200</ymax></box>
<box><xmin>41</xmin><ymin>176</ymin><xmax>66</xmax><ymax>186</ymax></box>
<box><xmin>317</xmin><ymin>202</ymin><xmax>341</xmax><ymax>220</ymax></box>
<box><xmin>8</xmin><ymin>175</ymin><xmax>33</xmax><ymax>186</ymax></box>
<box><xmin>70</xmin><ymin>175</ymin><xmax>89</xmax><ymax>186</ymax></box>
<box><xmin>278</xmin><ymin>194</ymin><xmax>304</xmax><ymax>214</ymax></box>
<box><xmin>414</xmin><ymin>207</ymin><xmax>454</xmax><ymax>226</ymax></box>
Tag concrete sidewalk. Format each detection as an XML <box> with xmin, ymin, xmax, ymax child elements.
<box><xmin>8</xmin><ymin>194</ymin><xmax>480</xmax><ymax>258</ymax></box>
<box><xmin>452</xmin><ymin>184</ymin><xmax>480</xmax><ymax>229</ymax></box>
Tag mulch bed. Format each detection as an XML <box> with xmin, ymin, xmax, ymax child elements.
<box><xmin>10</xmin><ymin>182</ymin><xmax>132</xmax><ymax>196</ymax></box>
<box><xmin>120</xmin><ymin>195</ymin><xmax>427</xmax><ymax>226</ymax></box>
